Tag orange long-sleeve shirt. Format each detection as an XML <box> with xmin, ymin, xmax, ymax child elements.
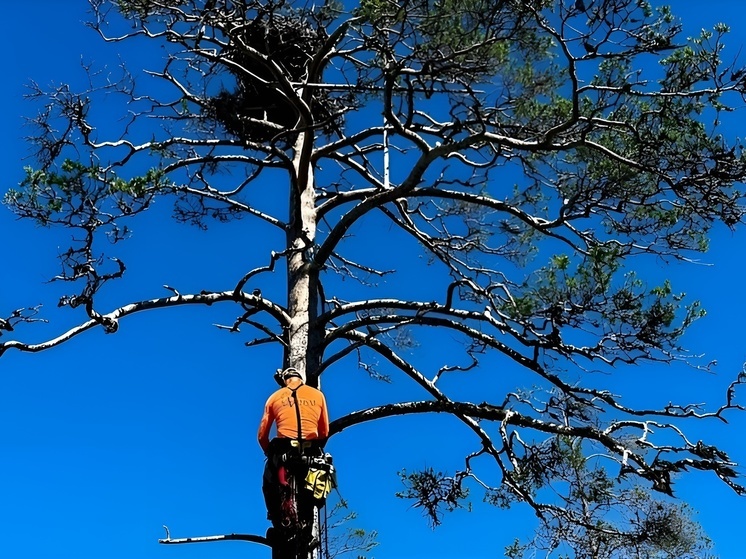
<box><xmin>257</xmin><ymin>383</ymin><xmax>330</xmax><ymax>452</ymax></box>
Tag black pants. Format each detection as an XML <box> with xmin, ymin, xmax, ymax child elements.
<box><xmin>262</xmin><ymin>438</ymin><xmax>324</xmax><ymax>528</ymax></box>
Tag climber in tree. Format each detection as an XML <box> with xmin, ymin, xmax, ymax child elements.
<box><xmin>257</xmin><ymin>367</ymin><xmax>330</xmax><ymax>529</ymax></box>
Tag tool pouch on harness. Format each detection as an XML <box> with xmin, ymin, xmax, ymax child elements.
<box><xmin>304</xmin><ymin>453</ymin><xmax>336</xmax><ymax>504</ymax></box>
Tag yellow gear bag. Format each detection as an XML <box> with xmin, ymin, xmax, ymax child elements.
<box><xmin>305</xmin><ymin>467</ymin><xmax>335</xmax><ymax>500</ymax></box>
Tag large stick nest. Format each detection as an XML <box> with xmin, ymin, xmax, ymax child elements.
<box><xmin>204</xmin><ymin>11</ymin><xmax>346</xmax><ymax>144</ymax></box>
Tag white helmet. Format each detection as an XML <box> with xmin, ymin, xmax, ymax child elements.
<box><xmin>274</xmin><ymin>367</ymin><xmax>306</xmax><ymax>386</ymax></box>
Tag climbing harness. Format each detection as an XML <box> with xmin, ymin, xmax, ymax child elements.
<box><xmin>284</xmin><ymin>386</ymin><xmax>336</xmax><ymax>503</ymax></box>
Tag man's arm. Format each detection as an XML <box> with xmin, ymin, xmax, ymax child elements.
<box><xmin>257</xmin><ymin>397</ymin><xmax>274</xmax><ymax>452</ymax></box>
<box><xmin>318</xmin><ymin>393</ymin><xmax>330</xmax><ymax>440</ymax></box>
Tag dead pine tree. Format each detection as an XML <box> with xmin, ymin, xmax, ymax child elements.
<box><xmin>4</xmin><ymin>1</ymin><xmax>746</xmax><ymax>557</ymax></box>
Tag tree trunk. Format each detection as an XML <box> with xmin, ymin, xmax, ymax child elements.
<box><xmin>286</xmin><ymin>131</ymin><xmax>323</xmax><ymax>387</ymax></box>
<box><xmin>286</xmin><ymin>132</ymin><xmax>323</xmax><ymax>559</ymax></box>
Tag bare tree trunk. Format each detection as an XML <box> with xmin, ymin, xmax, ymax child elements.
<box><xmin>286</xmin><ymin>131</ymin><xmax>323</xmax><ymax>559</ymax></box>
<box><xmin>286</xmin><ymin>131</ymin><xmax>322</xmax><ymax>387</ymax></box>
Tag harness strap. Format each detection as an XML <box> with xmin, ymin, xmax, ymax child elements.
<box><xmin>289</xmin><ymin>387</ymin><xmax>304</xmax><ymax>455</ymax></box>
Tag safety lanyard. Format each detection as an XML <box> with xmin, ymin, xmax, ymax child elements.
<box><xmin>289</xmin><ymin>387</ymin><xmax>304</xmax><ymax>455</ymax></box>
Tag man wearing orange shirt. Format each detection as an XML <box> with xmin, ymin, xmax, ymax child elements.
<box><xmin>258</xmin><ymin>366</ymin><xmax>330</xmax><ymax>528</ymax></box>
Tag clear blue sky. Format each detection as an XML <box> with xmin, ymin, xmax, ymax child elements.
<box><xmin>2</xmin><ymin>2</ymin><xmax>746</xmax><ymax>558</ymax></box>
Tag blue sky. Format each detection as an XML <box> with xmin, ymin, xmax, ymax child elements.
<box><xmin>2</xmin><ymin>2</ymin><xmax>746</xmax><ymax>558</ymax></box>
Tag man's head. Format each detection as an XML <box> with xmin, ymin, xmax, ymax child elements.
<box><xmin>275</xmin><ymin>367</ymin><xmax>306</xmax><ymax>386</ymax></box>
